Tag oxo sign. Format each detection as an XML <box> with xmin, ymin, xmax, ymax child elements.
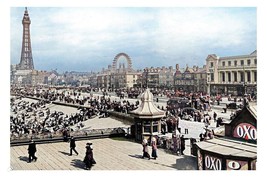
<box><xmin>233</xmin><ymin>123</ymin><xmax>257</xmax><ymax>140</ymax></box>
<box><xmin>205</xmin><ymin>155</ymin><xmax>222</xmax><ymax>170</ymax></box>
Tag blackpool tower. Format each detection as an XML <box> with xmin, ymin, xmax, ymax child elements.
<box><xmin>18</xmin><ymin>7</ymin><xmax>34</xmax><ymax>70</ymax></box>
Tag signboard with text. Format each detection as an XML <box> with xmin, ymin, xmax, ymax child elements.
<box><xmin>204</xmin><ymin>155</ymin><xmax>222</xmax><ymax>170</ymax></box>
<box><xmin>233</xmin><ymin>123</ymin><xmax>257</xmax><ymax>140</ymax></box>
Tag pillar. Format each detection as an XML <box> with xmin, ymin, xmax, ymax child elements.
<box><xmin>230</xmin><ymin>71</ymin><xmax>233</xmax><ymax>83</ymax></box>
<box><xmin>245</xmin><ymin>71</ymin><xmax>248</xmax><ymax>83</ymax></box>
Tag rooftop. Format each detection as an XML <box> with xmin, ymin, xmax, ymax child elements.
<box><xmin>196</xmin><ymin>137</ymin><xmax>257</xmax><ymax>159</ymax></box>
<box><xmin>130</xmin><ymin>88</ymin><xmax>165</xmax><ymax>119</ymax></box>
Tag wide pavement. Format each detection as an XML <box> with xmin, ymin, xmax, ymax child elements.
<box><xmin>10</xmin><ymin>138</ymin><xmax>196</xmax><ymax>170</ymax></box>
<box><xmin>10</xmin><ymin>92</ymin><xmax>255</xmax><ymax>171</ymax></box>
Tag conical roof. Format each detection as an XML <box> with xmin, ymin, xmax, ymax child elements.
<box><xmin>130</xmin><ymin>88</ymin><xmax>165</xmax><ymax>119</ymax></box>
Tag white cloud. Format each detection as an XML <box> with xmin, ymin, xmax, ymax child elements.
<box><xmin>10</xmin><ymin>7</ymin><xmax>256</xmax><ymax>72</ymax></box>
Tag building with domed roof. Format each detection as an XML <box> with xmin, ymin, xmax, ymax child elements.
<box><xmin>130</xmin><ymin>88</ymin><xmax>165</xmax><ymax>142</ymax></box>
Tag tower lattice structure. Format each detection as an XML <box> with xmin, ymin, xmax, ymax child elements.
<box><xmin>18</xmin><ymin>7</ymin><xmax>34</xmax><ymax>70</ymax></box>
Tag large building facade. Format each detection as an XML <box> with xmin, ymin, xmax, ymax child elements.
<box><xmin>206</xmin><ymin>50</ymin><xmax>257</xmax><ymax>96</ymax></box>
<box><xmin>174</xmin><ymin>64</ymin><xmax>207</xmax><ymax>93</ymax></box>
<box><xmin>142</xmin><ymin>66</ymin><xmax>175</xmax><ymax>89</ymax></box>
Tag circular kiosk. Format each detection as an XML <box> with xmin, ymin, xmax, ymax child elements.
<box><xmin>130</xmin><ymin>88</ymin><xmax>165</xmax><ymax>142</ymax></box>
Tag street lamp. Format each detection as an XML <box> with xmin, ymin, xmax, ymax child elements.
<box><xmin>243</xmin><ymin>82</ymin><xmax>247</xmax><ymax>96</ymax></box>
<box><xmin>207</xmin><ymin>72</ymin><xmax>210</xmax><ymax>96</ymax></box>
<box><xmin>242</xmin><ymin>65</ymin><xmax>246</xmax><ymax>96</ymax></box>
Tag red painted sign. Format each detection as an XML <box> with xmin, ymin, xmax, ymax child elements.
<box><xmin>233</xmin><ymin>123</ymin><xmax>257</xmax><ymax>140</ymax></box>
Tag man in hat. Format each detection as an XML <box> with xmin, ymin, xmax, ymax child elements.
<box><xmin>69</xmin><ymin>136</ymin><xmax>78</xmax><ymax>156</ymax></box>
<box><xmin>28</xmin><ymin>139</ymin><xmax>37</xmax><ymax>163</ymax></box>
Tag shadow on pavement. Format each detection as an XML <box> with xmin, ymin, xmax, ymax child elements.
<box><xmin>70</xmin><ymin>159</ymin><xmax>85</xmax><ymax>170</ymax></box>
<box><xmin>19</xmin><ymin>156</ymin><xmax>28</xmax><ymax>162</ymax></box>
<box><xmin>152</xmin><ymin>161</ymin><xmax>174</xmax><ymax>169</ymax></box>
<box><xmin>172</xmin><ymin>155</ymin><xmax>197</xmax><ymax>170</ymax></box>
<box><xmin>128</xmin><ymin>154</ymin><xmax>143</xmax><ymax>159</ymax></box>
<box><xmin>128</xmin><ymin>154</ymin><xmax>183</xmax><ymax>169</ymax></box>
<box><xmin>58</xmin><ymin>151</ymin><xmax>70</xmax><ymax>156</ymax></box>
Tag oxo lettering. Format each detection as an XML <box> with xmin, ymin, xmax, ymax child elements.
<box><xmin>236</xmin><ymin>124</ymin><xmax>257</xmax><ymax>140</ymax></box>
<box><xmin>205</xmin><ymin>156</ymin><xmax>222</xmax><ymax>170</ymax></box>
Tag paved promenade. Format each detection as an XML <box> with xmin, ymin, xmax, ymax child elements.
<box><xmin>10</xmin><ymin>93</ymin><xmax>256</xmax><ymax>171</ymax></box>
<box><xmin>10</xmin><ymin>138</ymin><xmax>196</xmax><ymax>170</ymax></box>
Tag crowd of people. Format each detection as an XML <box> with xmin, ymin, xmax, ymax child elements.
<box><xmin>11</xmin><ymin>85</ymin><xmax>249</xmax><ymax>162</ymax></box>
<box><xmin>10</xmin><ymin>86</ymin><xmax>142</xmax><ymax>139</ymax></box>
<box><xmin>9</xmin><ymin>84</ymin><xmax>256</xmax><ymax>171</ymax></box>
<box><xmin>10</xmin><ymin>85</ymin><xmax>235</xmax><ymax>141</ymax></box>
<box><xmin>10</xmin><ymin>97</ymin><xmax>91</xmax><ymax>138</ymax></box>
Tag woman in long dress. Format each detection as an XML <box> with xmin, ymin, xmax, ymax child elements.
<box><xmin>83</xmin><ymin>142</ymin><xmax>96</xmax><ymax>170</ymax></box>
<box><xmin>151</xmin><ymin>137</ymin><xmax>158</xmax><ymax>160</ymax></box>
<box><xmin>142</xmin><ymin>139</ymin><xmax>150</xmax><ymax>160</ymax></box>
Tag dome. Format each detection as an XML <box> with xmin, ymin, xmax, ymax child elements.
<box><xmin>140</xmin><ymin>88</ymin><xmax>153</xmax><ymax>102</ymax></box>
<box><xmin>130</xmin><ymin>88</ymin><xmax>165</xmax><ymax>119</ymax></box>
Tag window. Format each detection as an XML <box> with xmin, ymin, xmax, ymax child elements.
<box><xmin>234</xmin><ymin>72</ymin><xmax>237</xmax><ymax>82</ymax></box>
<box><xmin>211</xmin><ymin>73</ymin><xmax>214</xmax><ymax>82</ymax></box>
<box><xmin>247</xmin><ymin>72</ymin><xmax>251</xmax><ymax>82</ymax></box>
<box><xmin>254</xmin><ymin>59</ymin><xmax>257</xmax><ymax>65</ymax></box>
<box><xmin>240</xmin><ymin>72</ymin><xmax>244</xmax><ymax>82</ymax></box>
<box><xmin>241</xmin><ymin>60</ymin><xmax>244</xmax><ymax>66</ymax></box>
<box><xmin>228</xmin><ymin>61</ymin><xmax>231</xmax><ymax>66</ymax></box>
<box><xmin>228</xmin><ymin>72</ymin><xmax>231</xmax><ymax>82</ymax></box>
<box><xmin>247</xmin><ymin>60</ymin><xmax>251</xmax><ymax>66</ymax></box>
<box><xmin>222</xmin><ymin>61</ymin><xmax>225</xmax><ymax>67</ymax></box>
<box><xmin>234</xmin><ymin>60</ymin><xmax>237</xmax><ymax>66</ymax></box>
<box><xmin>152</xmin><ymin>121</ymin><xmax>158</xmax><ymax>132</ymax></box>
<box><xmin>210</xmin><ymin>62</ymin><xmax>213</xmax><ymax>68</ymax></box>
<box><xmin>222</xmin><ymin>72</ymin><xmax>225</xmax><ymax>82</ymax></box>
<box><xmin>144</xmin><ymin>121</ymin><xmax>151</xmax><ymax>133</ymax></box>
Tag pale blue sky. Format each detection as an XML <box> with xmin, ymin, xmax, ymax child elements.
<box><xmin>10</xmin><ymin>7</ymin><xmax>256</xmax><ymax>73</ymax></box>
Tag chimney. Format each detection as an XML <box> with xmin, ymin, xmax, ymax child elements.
<box><xmin>193</xmin><ymin>65</ymin><xmax>196</xmax><ymax>71</ymax></box>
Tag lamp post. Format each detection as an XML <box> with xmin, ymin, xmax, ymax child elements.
<box><xmin>243</xmin><ymin>82</ymin><xmax>247</xmax><ymax>96</ymax></box>
<box><xmin>207</xmin><ymin>72</ymin><xmax>210</xmax><ymax>96</ymax></box>
<box><xmin>242</xmin><ymin>65</ymin><xmax>247</xmax><ymax>96</ymax></box>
